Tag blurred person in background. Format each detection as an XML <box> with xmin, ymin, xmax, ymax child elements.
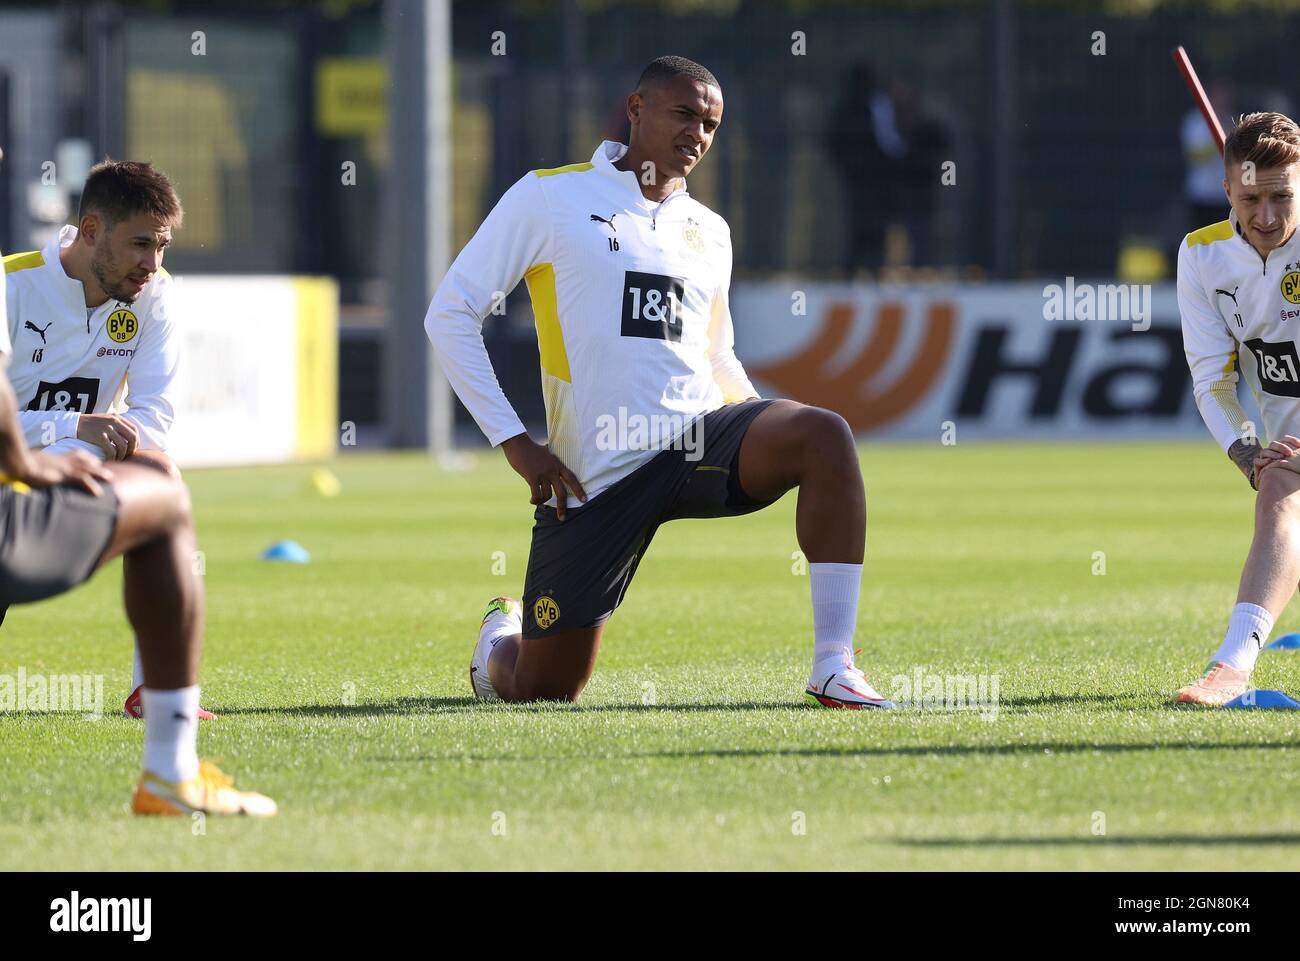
<box><xmin>892</xmin><ymin>80</ymin><xmax>951</xmax><ymax>268</ymax></box>
<box><xmin>1182</xmin><ymin>81</ymin><xmax>1235</xmax><ymax>232</ymax></box>
<box><xmin>827</xmin><ymin>62</ymin><xmax>905</xmax><ymax>276</ymax></box>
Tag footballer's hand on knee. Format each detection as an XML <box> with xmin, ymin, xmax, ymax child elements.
<box><xmin>14</xmin><ymin>450</ymin><xmax>111</xmax><ymax>495</ymax></box>
<box><xmin>1253</xmin><ymin>449</ymin><xmax>1283</xmax><ymax>483</ymax></box>
<box><xmin>1253</xmin><ymin>435</ymin><xmax>1300</xmax><ymax>484</ymax></box>
<box><xmin>77</xmin><ymin>413</ymin><xmax>139</xmax><ymax>461</ymax></box>
<box><xmin>500</xmin><ymin>432</ymin><xmax>587</xmax><ymax>520</ymax></box>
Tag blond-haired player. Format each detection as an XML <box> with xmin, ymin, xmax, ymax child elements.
<box><xmin>1178</xmin><ymin>111</ymin><xmax>1300</xmax><ymax>704</ymax></box>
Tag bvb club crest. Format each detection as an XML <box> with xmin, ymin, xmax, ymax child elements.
<box><xmin>682</xmin><ymin>219</ymin><xmax>705</xmax><ymax>255</ymax></box>
<box><xmin>1282</xmin><ymin>271</ymin><xmax>1300</xmax><ymax>306</ymax></box>
<box><xmin>106</xmin><ymin>308</ymin><xmax>139</xmax><ymax>343</ymax></box>
<box><xmin>534</xmin><ymin>596</ymin><xmax>560</xmax><ymax>630</ymax></box>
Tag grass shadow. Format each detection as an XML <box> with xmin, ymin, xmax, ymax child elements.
<box><xmin>375</xmin><ymin>739</ymin><xmax>1300</xmax><ymax>763</ymax></box>
<box><xmin>899</xmin><ymin>833</ymin><xmax>1300</xmax><ymax>847</ymax></box>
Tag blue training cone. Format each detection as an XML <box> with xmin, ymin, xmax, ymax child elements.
<box><xmin>1223</xmin><ymin>689</ymin><xmax>1300</xmax><ymax>710</ymax></box>
<box><xmin>1266</xmin><ymin>632</ymin><xmax>1300</xmax><ymax>650</ymax></box>
<box><xmin>261</xmin><ymin>540</ymin><xmax>311</xmax><ymax>564</ymax></box>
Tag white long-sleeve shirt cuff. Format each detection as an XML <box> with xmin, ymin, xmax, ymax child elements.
<box><xmin>20</xmin><ymin>409</ymin><xmax>80</xmax><ymax>448</ymax></box>
<box><xmin>710</xmin><ymin>349</ymin><xmax>759</xmax><ymax>403</ymax></box>
<box><xmin>1194</xmin><ymin>386</ymin><xmax>1250</xmax><ymax>452</ymax></box>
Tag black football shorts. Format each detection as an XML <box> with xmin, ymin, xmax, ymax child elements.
<box><xmin>521</xmin><ymin>399</ymin><xmax>780</xmax><ymax>639</ymax></box>
<box><xmin>0</xmin><ymin>481</ymin><xmax>119</xmax><ymax>624</ymax></box>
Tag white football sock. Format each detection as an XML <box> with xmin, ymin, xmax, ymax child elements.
<box><xmin>810</xmin><ymin>562</ymin><xmax>863</xmax><ymax>674</ymax></box>
<box><xmin>141</xmin><ymin>686</ymin><xmax>201</xmax><ymax>783</ymax></box>
<box><xmin>479</xmin><ymin>608</ymin><xmax>522</xmax><ymax>689</ymax></box>
<box><xmin>131</xmin><ymin>641</ymin><xmax>144</xmax><ymax>691</ymax></box>
<box><xmin>1212</xmin><ymin>602</ymin><xmax>1273</xmax><ymax>672</ymax></box>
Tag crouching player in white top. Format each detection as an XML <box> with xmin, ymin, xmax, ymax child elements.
<box><xmin>1178</xmin><ymin>112</ymin><xmax>1300</xmax><ymax>705</ymax></box>
<box><xmin>4</xmin><ymin>159</ymin><xmax>213</xmax><ymax>719</ymax></box>
<box><xmin>426</xmin><ymin>56</ymin><xmax>892</xmax><ymax>707</ymax></box>
<box><xmin>0</xmin><ymin>233</ymin><xmax>273</xmax><ymax>816</ymax></box>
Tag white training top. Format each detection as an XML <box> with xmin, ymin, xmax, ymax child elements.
<box><xmin>425</xmin><ymin>140</ymin><xmax>758</xmax><ymax>505</ymax></box>
<box><xmin>4</xmin><ymin>226</ymin><xmax>180</xmax><ymax>455</ymax></box>
<box><xmin>1180</xmin><ymin>210</ymin><xmax>1300</xmax><ymax>452</ymax></box>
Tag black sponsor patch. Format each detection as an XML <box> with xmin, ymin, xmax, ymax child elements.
<box><xmin>621</xmin><ymin>270</ymin><xmax>685</xmax><ymax>342</ymax></box>
<box><xmin>25</xmin><ymin>377</ymin><xmax>100</xmax><ymax>412</ymax></box>
<box><xmin>1245</xmin><ymin>338</ymin><xmax>1300</xmax><ymax>397</ymax></box>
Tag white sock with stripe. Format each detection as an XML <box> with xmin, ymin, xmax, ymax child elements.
<box><xmin>1212</xmin><ymin>602</ymin><xmax>1273</xmax><ymax>672</ymax></box>
<box><xmin>810</xmin><ymin>562</ymin><xmax>862</xmax><ymax>675</ymax></box>
<box><xmin>142</xmin><ymin>687</ymin><xmax>201</xmax><ymax>783</ymax></box>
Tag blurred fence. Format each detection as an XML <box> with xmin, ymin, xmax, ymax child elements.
<box><xmin>8</xmin><ymin>2</ymin><xmax>1300</xmax><ymax>283</ymax></box>
<box><xmin>4</xmin><ymin>0</ymin><xmax>1300</xmax><ymax>442</ymax></box>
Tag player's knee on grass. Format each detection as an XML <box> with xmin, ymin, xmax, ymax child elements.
<box><xmin>521</xmin><ymin>679</ymin><xmax>586</xmax><ymax>703</ymax></box>
<box><xmin>1255</xmin><ymin>466</ymin><xmax>1300</xmax><ymax>531</ymax></box>
<box><xmin>512</xmin><ymin>627</ymin><xmax>601</xmax><ymax>703</ymax></box>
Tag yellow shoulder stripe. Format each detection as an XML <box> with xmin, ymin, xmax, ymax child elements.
<box><xmin>532</xmin><ymin>162</ymin><xmax>594</xmax><ymax>179</ymax></box>
<box><xmin>1186</xmin><ymin>220</ymin><xmax>1233</xmax><ymax>248</ymax></box>
<box><xmin>3</xmin><ymin>250</ymin><xmax>44</xmax><ymax>274</ymax></box>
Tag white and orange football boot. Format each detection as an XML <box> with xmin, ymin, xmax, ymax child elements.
<box><xmin>124</xmin><ymin>686</ymin><xmax>216</xmax><ymax>721</ymax></box>
<box><xmin>1175</xmin><ymin>661</ymin><xmax>1252</xmax><ymax>707</ymax></box>
<box><xmin>470</xmin><ymin>596</ymin><xmax>521</xmax><ymax>700</ymax></box>
<box><xmin>132</xmin><ymin>761</ymin><xmax>277</xmax><ymax>817</ymax></box>
<box><xmin>806</xmin><ymin>657</ymin><xmax>895</xmax><ymax>710</ymax></box>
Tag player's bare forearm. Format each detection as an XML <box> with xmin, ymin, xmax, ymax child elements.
<box><xmin>1229</xmin><ymin>439</ymin><xmax>1262</xmax><ymax>489</ymax></box>
<box><xmin>0</xmin><ymin>375</ymin><xmax>36</xmax><ymax>478</ymax></box>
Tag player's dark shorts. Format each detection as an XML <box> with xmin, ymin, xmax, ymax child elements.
<box><xmin>522</xmin><ymin>398</ymin><xmax>780</xmax><ymax>639</ymax></box>
<box><xmin>0</xmin><ymin>482</ymin><xmax>119</xmax><ymax>624</ymax></box>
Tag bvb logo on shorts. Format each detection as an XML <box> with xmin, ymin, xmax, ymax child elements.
<box><xmin>1282</xmin><ymin>271</ymin><xmax>1300</xmax><ymax>305</ymax></box>
<box><xmin>534</xmin><ymin>595</ymin><xmax>560</xmax><ymax>631</ymax></box>
<box><xmin>106</xmin><ymin>308</ymin><xmax>139</xmax><ymax>343</ymax></box>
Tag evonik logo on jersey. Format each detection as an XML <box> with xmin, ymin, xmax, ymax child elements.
<box><xmin>97</xmin><ymin>347</ymin><xmax>135</xmax><ymax>358</ymax></box>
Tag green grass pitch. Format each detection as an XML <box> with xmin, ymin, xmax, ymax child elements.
<box><xmin>1</xmin><ymin>444</ymin><xmax>1297</xmax><ymax>870</ymax></box>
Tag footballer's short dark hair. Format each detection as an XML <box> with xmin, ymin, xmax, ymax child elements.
<box><xmin>636</xmin><ymin>56</ymin><xmax>720</xmax><ymax>95</ymax></box>
<box><xmin>78</xmin><ymin>159</ymin><xmax>183</xmax><ymax>229</ymax></box>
